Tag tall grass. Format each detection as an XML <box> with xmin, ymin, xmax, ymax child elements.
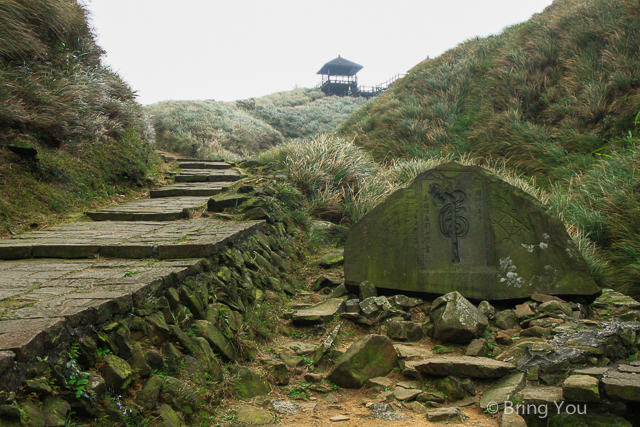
<box><xmin>339</xmin><ymin>0</ymin><xmax>640</xmax><ymax>178</ymax></box>
<box><xmin>146</xmin><ymin>88</ymin><xmax>367</xmax><ymax>160</ymax></box>
<box><xmin>0</xmin><ymin>0</ymin><xmax>158</xmax><ymax>236</ymax></box>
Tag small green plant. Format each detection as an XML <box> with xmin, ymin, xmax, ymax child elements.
<box><xmin>65</xmin><ymin>344</ymin><xmax>93</xmax><ymax>400</ymax></box>
<box><xmin>97</xmin><ymin>348</ymin><xmax>111</xmax><ymax>357</ymax></box>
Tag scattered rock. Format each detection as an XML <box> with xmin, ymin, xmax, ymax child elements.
<box><xmin>102</xmin><ymin>354</ymin><xmax>134</xmax><ymax>390</ymax></box>
<box><xmin>43</xmin><ymin>397</ymin><xmax>71</xmax><ymax>427</ymax></box>
<box><xmin>495</xmin><ymin>310</ymin><xmax>517</xmax><ymax>330</ymax></box>
<box><xmin>293</xmin><ymin>298</ymin><xmax>346</xmax><ymax>324</ymax></box>
<box><xmin>394</xmin><ymin>344</ymin><xmax>432</xmax><ymax>359</ymax></box>
<box><xmin>516</xmin><ymin>386</ymin><xmax>563</xmax><ymax>404</ymax></box>
<box><xmin>232</xmin><ymin>367</ymin><xmax>271</xmax><ymax>400</ymax></box>
<box><xmin>359</xmin><ymin>281</ymin><xmax>377</xmax><ymax>300</ymax></box>
<box><xmin>412</xmin><ymin>356</ymin><xmax>514</xmax><ymax>378</ymax></box>
<box><xmin>562</xmin><ymin>375</ymin><xmax>600</xmax><ymax>402</ymax></box>
<box><xmin>501</xmin><ymin>412</ymin><xmax>527</xmax><ymax>427</ymax></box>
<box><xmin>330</xmin><ymin>415</ymin><xmax>350</xmax><ymax>422</ymax></box>
<box><xmin>157</xmin><ymin>403</ymin><xmax>181</xmax><ymax>427</ymax></box>
<box><xmin>272</xmin><ymin>363</ymin><xmax>290</xmax><ymax>385</ymax></box>
<box><xmin>386</xmin><ymin>321</ymin><xmax>423</xmax><ymax>342</ymax></box>
<box><xmin>480</xmin><ymin>373</ymin><xmax>526</xmax><ymax>408</ymax></box>
<box><xmin>367</xmin><ymin>377</ymin><xmax>394</xmax><ymax>388</ymax></box>
<box><xmin>313</xmin><ymin>276</ymin><xmax>341</xmax><ymax>292</ymax></box>
<box><xmin>434</xmin><ymin>376</ymin><xmax>466</xmax><ymax>401</ymax></box>
<box><xmin>601</xmin><ymin>371</ymin><xmax>640</xmax><ymax>402</ymax></box>
<box><xmin>193</xmin><ymin>320</ymin><xmax>237</xmax><ymax>361</ymax></box>
<box><xmin>466</xmin><ymin>338</ymin><xmax>491</xmax><ymax>357</ymax></box>
<box><xmin>327</xmin><ymin>335</ymin><xmax>398</xmax><ymax>388</ymax></box>
<box><xmin>271</xmin><ymin>400</ymin><xmax>301</xmax><ymax>415</ymax></box>
<box><xmin>431</xmin><ymin>292</ymin><xmax>488</xmax><ymax>343</ymax></box>
<box><xmin>319</xmin><ymin>250</ymin><xmax>344</xmax><ymax>268</ymax></box>
<box><xmin>393</xmin><ymin>387</ymin><xmax>421</xmax><ymax>401</ymax></box>
<box><xmin>417</xmin><ymin>391</ymin><xmax>446</xmax><ymax>403</ymax></box>
<box><xmin>236</xmin><ymin>406</ymin><xmax>275</xmax><ymax>425</ymax></box>
<box><xmin>371</xmin><ymin>403</ymin><xmax>406</xmax><ymax>421</ymax></box>
<box><xmin>391</xmin><ymin>295</ymin><xmax>423</xmax><ymax>308</ymax></box>
<box><xmin>426</xmin><ymin>407</ymin><xmax>464</xmax><ymax>422</ymax></box>
<box><xmin>136</xmin><ymin>375</ymin><xmax>163</xmax><ymax>411</ymax></box>
<box><xmin>478</xmin><ymin>301</ymin><xmax>496</xmax><ymax>319</ymax></box>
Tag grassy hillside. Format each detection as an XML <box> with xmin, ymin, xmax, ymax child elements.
<box><xmin>146</xmin><ymin>88</ymin><xmax>367</xmax><ymax>160</ymax></box>
<box><xmin>266</xmin><ymin>0</ymin><xmax>640</xmax><ymax>297</ymax></box>
<box><xmin>0</xmin><ymin>0</ymin><xmax>159</xmax><ymax>237</ymax></box>
<box><xmin>340</xmin><ymin>0</ymin><xmax>640</xmax><ymax>175</ymax></box>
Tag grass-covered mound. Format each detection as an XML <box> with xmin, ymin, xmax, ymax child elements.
<box><xmin>335</xmin><ymin>0</ymin><xmax>640</xmax><ymax>297</ymax></box>
<box><xmin>146</xmin><ymin>88</ymin><xmax>367</xmax><ymax>160</ymax></box>
<box><xmin>0</xmin><ymin>0</ymin><xmax>159</xmax><ymax>237</ymax></box>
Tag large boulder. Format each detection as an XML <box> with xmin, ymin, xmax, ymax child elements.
<box><xmin>344</xmin><ymin>162</ymin><xmax>600</xmax><ymax>301</ymax></box>
<box><xmin>411</xmin><ymin>356</ymin><xmax>515</xmax><ymax>378</ymax></box>
<box><xmin>327</xmin><ymin>335</ymin><xmax>397</xmax><ymax>388</ymax></box>
<box><xmin>431</xmin><ymin>292</ymin><xmax>488</xmax><ymax>343</ymax></box>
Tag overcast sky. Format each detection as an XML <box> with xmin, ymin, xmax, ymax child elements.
<box><xmin>83</xmin><ymin>0</ymin><xmax>555</xmax><ymax>105</ymax></box>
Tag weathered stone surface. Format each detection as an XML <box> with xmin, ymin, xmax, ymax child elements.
<box><xmin>367</xmin><ymin>377</ymin><xmax>394</xmax><ymax>388</ymax></box>
<box><xmin>157</xmin><ymin>403</ymin><xmax>181</xmax><ymax>427</ymax></box>
<box><xmin>193</xmin><ymin>320</ymin><xmax>236</xmax><ymax>361</ymax></box>
<box><xmin>327</xmin><ymin>335</ymin><xmax>398</xmax><ymax>388</ymax></box>
<box><xmin>43</xmin><ymin>397</ymin><xmax>71</xmax><ymax>427</ymax></box>
<box><xmin>426</xmin><ymin>407</ymin><xmax>463</xmax><ymax>422</ymax></box>
<box><xmin>501</xmin><ymin>412</ymin><xmax>527</xmax><ymax>427</ymax></box>
<box><xmin>102</xmin><ymin>354</ymin><xmax>134</xmax><ymax>390</ymax></box>
<box><xmin>150</xmin><ymin>182</ymin><xmax>228</xmax><ymax>198</ymax></box>
<box><xmin>236</xmin><ymin>406</ymin><xmax>274</xmax><ymax>425</ymax></box>
<box><xmin>516</xmin><ymin>386</ymin><xmax>563</xmax><ymax>404</ymax></box>
<box><xmin>562</xmin><ymin>375</ymin><xmax>599</xmax><ymax>402</ymax></box>
<box><xmin>466</xmin><ymin>338</ymin><xmax>491</xmax><ymax>357</ymax></box>
<box><xmin>179</xmin><ymin>161</ymin><xmax>231</xmax><ymax>170</ymax></box>
<box><xmin>393</xmin><ymin>387</ymin><xmax>421</xmax><ymax>401</ymax></box>
<box><xmin>292</xmin><ymin>298</ymin><xmax>345</xmax><ymax>324</ymax></box>
<box><xmin>494</xmin><ymin>310</ymin><xmax>517</xmax><ymax>330</ymax></box>
<box><xmin>344</xmin><ymin>163</ymin><xmax>600</xmax><ymax>300</ymax></box>
<box><xmin>21</xmin><ymin>400</ymin><xmax>45</xmax><ymax>427</ymax></box>
<box><xmin>601</xmin><ymin>371</ymin><xmax>640</xmax><ymax>401</ymax></box>
<box><xmin>175</xmin><ymin>168</ymin><xmax>241</xmax><ymax>183</ymax></box>
<box><xmin>434</xmin><ymin>376</ymin><xmax>466</xmax><ymax>400</ymax></box>
<box><xmin>413</xmin><ymin>356</ymin><xmax>514</xmax><ymax>378</ymax></box>
<box><xmin>136</xmin><ymin>375</ymin><xmax>163</xmax><ymax>411</ymax></box>
<box><xmin>359</xmin><ymin>281</ymin><xmax>377</xmax><ymax>300</ymax></box>
<box><xmin>0</xmin><ymin>219</ymin><xmax>264</xmax><ymax>260</ymax></box>
<box><xmin>480</xmin><ymin>373</ymin><xmax>526</xmax><ymax>408</ymax></box>
<box><xmin>386</xmin><ymin>321</ymin><xmax>423</xmax><ymax>342</ymax></box>
<box><xmin>87</xmin><ymin>197</ymin><xmax>211</xmax><ymax>221</ymax></box>
<box><xmin>431</xmin><ymin>292</ymin><xmax>488</xmax><ymax>343</ymax></box>
<box><xmin>232</xmin><ymin>367</ymin><xmax>271</xmax><ymax>399</ymax></box>
<box><xmin>319</xmin><ymin>250</ymin><xmax>344</xmax><ymax>268</ymax></box>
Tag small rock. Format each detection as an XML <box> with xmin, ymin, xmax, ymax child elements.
<box><xmin>232</xmin><ymin>367</ymin><xmax>271</xmax><ymax>399</ymax></box>
<box><xmin>359</xmin><ymin>281</ymin><xmax>377</xmax><ymax>300</ymax></box>
<box><xmin>319</xmin><ymin>250</ymin><xmax>344</xmax><ymax>268</ymax></box>
<box><xmin>466</xmin><ymin>338</ymin><xmax>490</xmax><ymax>357</ymax></box>
<box><xmin>327</xmin><ymin>335</ymin><xmax>398</xmax><ymax>388</ymax></box>
<box><xmin>330</xmin><ymin>415</ymin><xmax>350</xmax><ymax>422</ymax></box>
<box><xmin>416</xmin><ymin>391</ymin><xmax>446</xmax><ymax>403</ymax></box>
<box><xmin>236</xmin><ymin>406</ymin><xmax>275</xmax><ymax>425</ymax></box>
<box><xmin>272</xmin><ymin>363</ymin><xmax>290</xmax><ymax>385</ymax></box>
<box><xmin>431</xmin><ymin>292</ymin><xmax>489</xmax><ymax>343</ymax></box>
<box><xmin>102</xmin><ymin>354</ymin><xmax>134</xmax><ymax>390</ymax></box>
<box><xmin>345</xmin><ymin>299</ymin><xmax>361</xmax><ymax>313</ymax></box>
<box><xmin>157</xmin><ymin>403</ymin><xmax>181</xmax><ymax>427</ymax></box>
<box><xmin>43</xmin><ymin>397</ymin><xmax>71</xmax><ymax>427</ymax></box>
<box><xmin>313</xmin><ymin>276</ymin><xmax>341</xmax><ymax>291</ymax></box>
<box><xmin>478</xmin><ymin>301</ymin><xmax>495</xmax><ymax>319</ymax></box>
<box><xmin>426</xmin><ymin>407</ymin><xmax>464</xmax><ymax>422</ymax></box>
<box><xmin>480</xmin><ymin>373</ymin><xmax>526</xmax><ymax>408</ymax></box>
<box><xmin>602</xmin><ymin>371</ymin><xmax>640</xmax><ymax>402</ymax></box>
<box><xmin>514</xmin><ymin>304</ymin><xmax>535</xmax><ymax>319</ymax></box>
<box><xmin>501</xmin><ymin>412</ymin><xmax>527</xmax><ymax>427</ymax></box>
<box><xmin>562</xmin><ymin>375</ymin><xmax>599</xmax><ymax>402</ymax></box>
<box><xmin>327</xmin><ymin>284</ymin><xmax>348</xmax><ymax>299</ymax></box>
<box><xmin>367</xmin><ymin>377</ymin><xmax>394</xmax><ymax>388</ymax></box>
<box><xmin>520</xmin><ymin>326</ymin><xmax>551</xmax><ymax>338</ymax></box>
<box><xmin>392</xmin><ymin>295</ymin><xmax>423</xmax><ymax>308</ymax></box>
<box><xmin>496</xmin><ymin>331</ymin><xmax>513</xmax><ymax>345</ymax></box>
<box><xmin>293</xmin><ymin>299</ymin><xmax>346</xmax><ymax>324</ymax></box>
<box><xmin>324</xmin><ymin>393</ymin><xmax>339</xmax><ymax>404</ymax></box>
<box><xmin>271</xmin><ymin>399</ymin><xmax>301</xmax><ymax>415</ymax></box>
<box><xmin>393</xmin><ymin>387</ymin><xmax>421</xmax><ymax>401</ymax></box>
<box><xmin>136</xmin><ymin>375</ymin><xmax>163</xmax><ymax>411</ymax></box>
<box><xmin>494</xmin><ymin>310</ymin><xmax>517</xmax><ymax>330</ymax></box>
<box><xmin>409</xmin><ymin>401</ymin><xmax>427</xmax><ymax>414</ymax></box>
<box><xmin>386</xmin><ymin>321</ymin><xmax>423</xmax><ymax>342</ymax></box>
<box><xmin>434</xmin><ymin>376</ymin><xmax>466</xmax><ymax>401</ymax></box>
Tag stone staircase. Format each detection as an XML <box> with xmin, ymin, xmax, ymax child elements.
<box><xmin>0</xmin><ymin>158</ymin><xmax>263</xmax><ymax>375</ymax></box>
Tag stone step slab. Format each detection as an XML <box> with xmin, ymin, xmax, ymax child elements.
<box><xmin>178</xmin><ymin>162</ymin><xmax>231</xmax><ymax>170</ymax></box>
<box><xmin>410</xmin><ymin>356</ymin><xmax>515</xmax><ymax>378</ymax></box>
<box><xmin>0</xmin><ymin>219</ymin><xmax>264</xmax><ymax>260</ymax></box>
<box><xmin>176</xmin><ymin>158</ymin><xmax>224</xmax><ymax>163</ymax></box>
<box><xmin>601</xmin><ymin>371</ymin><xmax>640</xmax><ymax>402</ymax></box>
<box><xmin>150</xmin><ymin>182</ymin><xmax>230</xmax><ymax>198</ymax></box>
<box><xmin>0</xmin><ymin>259</ymin><xmax>203</xmax><ymax>362</ymax></box>
<box><xmin>87</xmin><ymin>197</ymin><xmax>210</xmax><ymax>221</ymax></box>
<box><xmin>174</xmin><ymin>169</ymin><xmax>242</xmax><ymax>183</ymax></box>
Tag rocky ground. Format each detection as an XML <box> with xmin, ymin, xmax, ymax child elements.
<box><xmin>0</xmin><ymin>159</ymin><xmax>639</xmax><ymax>427</ymax></box>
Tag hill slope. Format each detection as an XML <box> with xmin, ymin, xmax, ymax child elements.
<box><xmin>0</xmin><ymin>0</ymin><xmax>158</xmax><ymax>236</ymax></box>
<box><xmin>336</xmin><ymin>0</ymin><xmax>640</xmax><ymax>296</ymax></box>
<box><xmin>146</xmin><ymin>88</ymin><xmax>368</xmax><ymax>160</ymax></box>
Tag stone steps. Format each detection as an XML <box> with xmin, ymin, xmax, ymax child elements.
<box><xmin>178</xmin><ymin>162</ymin><xmax>231</xmax><ymax>170</ymax></box>
<box><xmin>175</xmin><ymin>169</ymin><xmax>242</xmax><ymax>183</ymax></box>
<box><xmin>0</xmin><ymin>219</ymin><xmax>265</xmax><ymax>260</ymax></box>
<box><xmin>86</xmin><ymin>196</ymin><xmax>211</xmax><ymax>221</ymax></box>
<box><xmin>150</xmin><ymin>182</ymin><xmax>230</xmax><ymax>198</ymax></box>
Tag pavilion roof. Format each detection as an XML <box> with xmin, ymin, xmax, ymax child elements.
<box><xmin>317</xmin><ymin>56</ymin><xmax>363</xmax><ymax>76</ymax></box>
